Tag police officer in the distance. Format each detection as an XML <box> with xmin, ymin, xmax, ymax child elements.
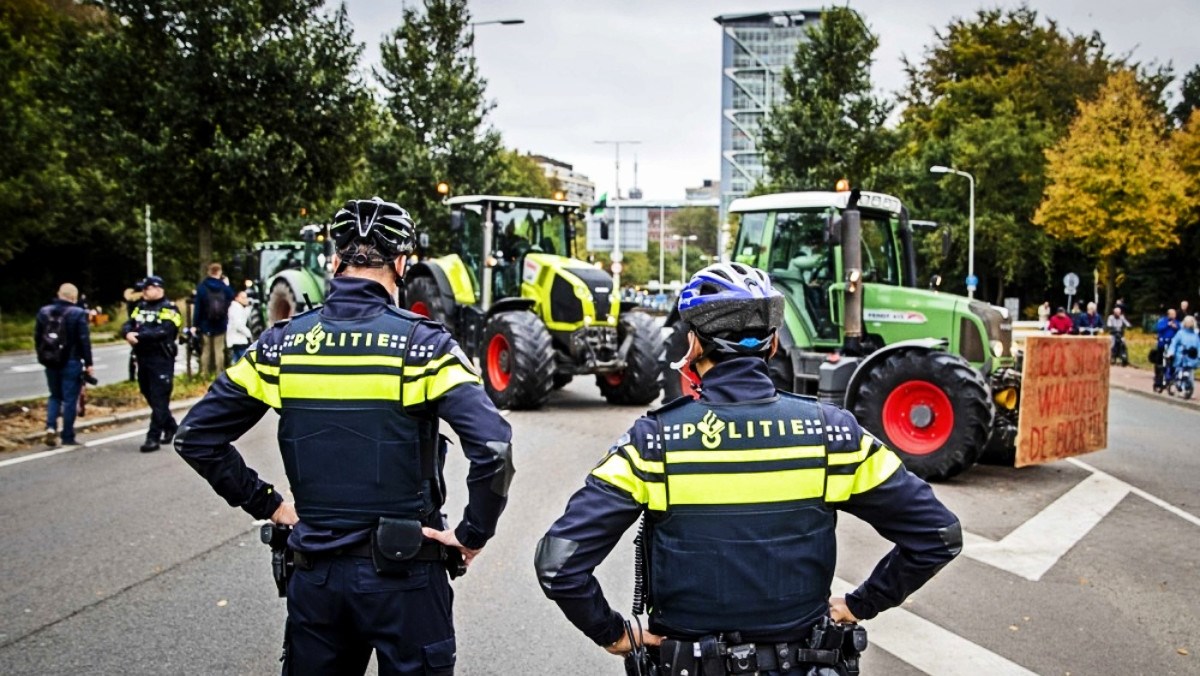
<box><xmin>536</xmin><ymin>263</ymin><xmax>961</xmax><ymax>675</ymax></box>
<box><xmin>120</xmin><ymin>275</ymin><xmax>182</xmax><ymax>453</ymax></box>
<box><xmin>174</xmin><ymin>198</ymin><xmax>513</xmax><ymax>675</ymax></box>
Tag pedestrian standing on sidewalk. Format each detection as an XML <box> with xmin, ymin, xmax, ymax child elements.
<box><xmin>1048</xmin><ymin>307</ymin><xmax>1075</xmax><ymax>335</ymax></box>
<box><xmin>122</xmin><ymin>275</ymin><xmax>182</xmax><ymax>453</ymax></box>
<box><xmin>1153</xmin><ymin>308</ymin><xmax>1182</xmax><ymax>392</ymax></box>
<box><xmin>1038</xmin><ymin>301</ymin><xmax>1051</xmax><ymax>330</ymax></box>
<box><xmin>192</xmin><ymin>263</ymin><xmax>233</xmax><ymax>376</ymax></box>
<box><xmin>35</xmin><ymin>283</ymin><xmax>94</xmax><ymax>447</ymax></box>
<box><xmin>225</xmin><ymin>289</ymin><xmax>253</xmax><ymax>364</ymax></box>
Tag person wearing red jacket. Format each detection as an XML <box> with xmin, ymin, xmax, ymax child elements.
<box><xmin>1047</xmin><ymin>306</ymin><xmax>1075</xmax><ymax>334</ymax></box>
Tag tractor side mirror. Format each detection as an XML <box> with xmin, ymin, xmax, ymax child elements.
<box><xmin>825</xmin><ymin>215</ymin><xmax>843</xmax><ymax>245</ymax></box>
<box><xmin>231</xmin><ymin>252</ymin><xmax>245</xmax><ymax>280</ymax></box>
<box><xmin>450</xmin><ymin>211</ymin><xmax>464</xmax><ymax>233</ymax></box>
<box><xmin>941</xmin><ymin>227</ymin><xmax>952</xmax><ymax>259</ymax></box>
<box><xmin>418</xmin><ymin>232</ymin><xmax>430</xmax><ymax>250</ymax></box>
<box><xmin>929</xmin><ymin>274</ymin><xmax>943</xmax><ymax>291</ymax></box>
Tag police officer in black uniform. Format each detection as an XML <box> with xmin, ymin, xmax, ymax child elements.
<box><xmin>174</xmin><ymin>198</ymin><xmax>513</xmax><ymax>675</ymax></box>
<box><xmin>120</xmin><ymin>275</ymin><xmax>182</xmax><ymax>453</ymax></box>
<box><xmin>536</xmin><ymin>263</ymin><xmax>961</xmax><ymax>675</ymax></box>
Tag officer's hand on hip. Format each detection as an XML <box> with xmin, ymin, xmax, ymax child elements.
<box><xmin>605</xmin><ymin>626</ymin><xmax>663</xmax><ymax>656</ymax></box>
<box><xmin>126</xmin><ymin>332</ymin><xmax>139</xmax><ymax>346</ymax></box>
<box><xmin>270</xmin><ymin>501</ymin><xmax>299</xmax><ymax>526</ymax></box>
<box><xmin>421</xmin><ymin>527</ymin><xmax>482</xmax><ymax>567</ymax></box>
<box><xmin>829</xmin><ymin>596</ymin><xmax>860</xmax><ymax>623</ymax></box>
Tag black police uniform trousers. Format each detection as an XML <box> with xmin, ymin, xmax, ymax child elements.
<box><xmin>137</xmin><ymin>356</ymin><xmax>176</xmax><ymax>439</ymax></box>
<box><xmin>284</xmin><ymin>556</ymin><xmax>456</xmax><ymax>676</ymax></box>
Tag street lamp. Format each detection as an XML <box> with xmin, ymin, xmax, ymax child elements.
<box><xmin>673</xmin><ymin>234</ymin><xmax>698</xmax><ymax>284</ymax></box>
<box><xmin>468</xmin><ymin>19</ymin><xmax>524</xmax><ymax>55</ymax></box>
<box><xmin>595</xmin><ymin>140</ymin><xmax>641</xmax><ymax>290</ymax></box>
<box><xmin>930</xmin><ymin>165</ymin><xmax>976</xmax><ymax>299</ymax></box>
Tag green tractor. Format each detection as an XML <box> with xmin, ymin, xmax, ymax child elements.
<box><xmin>660</xmin><ymin>189</ymin><xmax>1020</xmax><ymax>481</ymax></box>
<box><xmin>240</xmin><ymin>223</ymin><xmax>332</xmax><ymax>335</ymax></box>
<box><xmin>404</xmin><ymin>195</ymin><xmax>660</xmax><ymax>410</ymax></box>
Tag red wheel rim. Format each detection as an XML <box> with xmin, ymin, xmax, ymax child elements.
<box><xmin>604</xmin><ymin>372</ymin><xmax>623</xmax><ymax>386</ymax></box>
<box><xmin>410</xmin><ymin>301</ymin><xmax>430</xmax><ymax>317</ymax></box>
<box><xmin>486</xmin><ymin>334</ymin><xmax>511</xmax><ymax>391</ymax></box>
<box><xmin>881</xmin><ymin>381</ymin><xmax>954</xmax><ymax>455</ymax></box>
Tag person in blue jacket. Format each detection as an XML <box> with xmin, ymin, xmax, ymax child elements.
<box><xmin>1168</xmin><ymin>315</ymin><xmax>1200</xmax><ymax>395</ymax></box>
<box><xmin>1155</xmin><ymin>309</ymin><xmax>1182</xmax><ymax>390</ymax></box>
<box><xmin>535</xmin><ymin>262</ymin><xmax>961</xmax><ymax>675</ymax></box>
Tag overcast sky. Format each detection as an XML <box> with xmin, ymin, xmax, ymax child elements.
<box><xmin>343</xmin><ymin>1</ymin><xmax>1200</xmax><ymax>201</ymax></box>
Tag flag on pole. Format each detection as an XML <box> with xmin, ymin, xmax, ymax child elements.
<box><xmin>590</xmin><ymin>192</ymin><xmax>607</xmax><ymax>214</ymax></box>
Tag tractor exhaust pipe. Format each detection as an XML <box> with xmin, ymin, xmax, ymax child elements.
<box><xmin>842</xmin><ymin>191</ymin><xmax>864</xmax><ymax>356</ymax></box>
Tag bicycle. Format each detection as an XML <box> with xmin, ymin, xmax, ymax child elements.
<box><xmin>1167</xmin><ymin>366</ymin><xmax>1195</xmax><ymax>399</ymax></box>
<box><xmin>1109</xmin><ymin>330</ymin><xmax>1129</xmax><ymax>366</ymax></box>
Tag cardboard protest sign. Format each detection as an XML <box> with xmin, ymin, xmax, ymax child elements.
<box><xmin>1015</xmin><ymin>335</ymin><xmax>1109</xmax><ymax>467</ymax></box>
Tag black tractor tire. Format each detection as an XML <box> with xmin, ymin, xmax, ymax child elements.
<box><xmin>598</xmin><ymin>311</ymin><xmax>662</xmax><ymax>405</ymax></box>
<box><xmin>553</xmin><ymin>372</ymin><xmax>574</xmax><ymax>389</ymax></box>
<box><xmin>268</xmin><ymin>280</ymin><xmax>299</xmax><ymax>323</ymax></box>
<box><xmin>247</xmin><ymin>300</ymin><xmax>266</xmax><ymax>337</ymax></box>
<box><xmin>406</xmin><ymin>275</ymin><xmax>448</xmax><ymax>325</ymax></box>
<box><xmin>658</xmin><ymin>320</ymin><xmax>694</xmax><ymax>401</ymax></box>
<box><xmin>482</xmin><ymin>311</ymin><xmax>556</xmax><ymax>410</ymax></box>
<box><xmin>852</xmin><ymin>350</ymin><xmax>993</xmax><ymax>481</ymax></box>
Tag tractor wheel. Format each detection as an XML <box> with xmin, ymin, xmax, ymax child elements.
<box><xmin>406</xmin><ymin>275</ymin><xmax>448</xmax><ymax>324</ymax></box>
<box><xmin>658</xmin><ymin>320</ymin><xmax>697</xmax><ymax>401</ymax></box>
<box><xmin>598</xmin><ymin>312</ymin><xmax>662</xmax><ymax>405</ymax></box>
<box><xmin>482</xmin><ymin>311</ymin><xmax>556</xmax><ymax>410</ymax></box>
<box><xmin>853</xmin><ymin>350</ymin><xmax>993</xmax><ymax>481</ymax></box>
<box><xmin>553</xmin><ymin>373</ymin><xmax>574</xmax><ymax>389</ymax></box>
<box><xmin>247</xmin><ymin>300</ymin><xmax>265</xmax><ymax>337</ymax></box>
<box><xmin>268</xmin><ymin>281</ymin><xmax>299</xmax><ymax>323</ymax></box>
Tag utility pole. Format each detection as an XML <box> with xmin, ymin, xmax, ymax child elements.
<box><xmin>594</xmin><ymin>140</ymin><xmax>640</xmax><ymax>290</ymax></box>
<box><xmin>145</xmin><ymin>204</ymin><xmax>153</xmax><ymax>276</ymax></box>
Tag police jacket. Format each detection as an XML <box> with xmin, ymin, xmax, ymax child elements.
<box><xmin>120</xmin><ymin>298</ymin><xmax>182</xmax><ymax>362</ymax></box>
<box><xmin>36</xmin><ymin>299</ymin><xmax>93</xmax><ymax>367</ymax></box>
<box><xmin>174</xmin><ymin>276</ymin><xmax>513</xmax><ymax>553</ymax></box>
<box><xmin>536</xmin><ymin>357</ymin><xmax>961</xmax><ymax>646</ymax></box>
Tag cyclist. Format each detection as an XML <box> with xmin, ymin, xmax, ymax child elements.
<box><xmin>1106</xmin><ymin>306</ymin><xmax>1131</xmax><ymax>366</ymax></box>
<box><xmin>1167</xmin><ymin>315</ymin><xmax>1200</xmax><ymax>397</ymax></box>
<box><xmin>1154</xmin><ymin>309</ymin><xmax>1181</xmax><ymax>391</ymax></box>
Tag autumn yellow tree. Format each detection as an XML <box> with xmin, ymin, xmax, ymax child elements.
<box><xmin>1174</xmin><ymin>109</ymin><xmax>1200</xmax><ymax>225</ymax></box>
<box><xmin>1034</xmin><ymin>70</ymin><xmax>1189</xmax><ymax>311</ymax></box>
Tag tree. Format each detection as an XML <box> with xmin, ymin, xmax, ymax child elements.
<box><xmin>371</xmin><ymin>0</ymin><xmax>503</xmax><ymax>246</ymax></box>
<box><xmin>1173</xmin><ymin>65</ymin><xmax>1200</xmax><ymax>128</ymax></box>
<box><xmin>669</xmin><ymin>207</ymin><xmax>720</xmax><ymax>256</ymax></box>
<box><xmin>493</xmin><ymin>151</ymin><xmax>559</xmax><ymax>199</ymax></box>
<box><xmin>892</xmin><ymin>7</ymin><xmax>1117</xmax><ymax>301</ymax></box>
<box><xmin>79</xmin><ymin>0</ymin><xmax>373</xmax><ymax>276</ymax></box>
<box><xmin>761</xmin><ymin>7</ymin><xmax>893</xmax><ymax>191</ymax></box>
<box><xmin>1033</xmin><ymin>70</ymin><xmax>1189</xmax><ymax>313</ymax></box>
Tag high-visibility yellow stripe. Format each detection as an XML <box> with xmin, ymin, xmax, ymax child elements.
<box><xmin>853</xmin><ymin>447</ymin><xmax>902</xmax><ymax>494</ymax></box>
<box><xmin>591</xmin><ymin>453</ymin><xmax>667</xmax><ymax>510</ymax></box>
<box><xmin>255</xmin><ymin>363</ymin><xmax>280</xmax><ymax>376</ymax></box>
<box><xmin>160</xmin><ymin>308</ymin><xmax>182</xmax><ymax>327</ymax></box>
<box><xmin>665</xmin><ymin>446</ymin><xmax>825</xmax><ymax>464</ymax></box>
<box><xmin>826</xmin><ymin>474</ymin><xmax>854</xmax><ymax>502</ymax></box>
<box><xmin>668</xmin><ymin>468</ymin><xmax>825</xmax><ymax>505</ymax></box>
<box><xmin>827</xmin><ymin>434</ymin><xmax>873</xmax><ymax>466</ymax></box>
<box><xmin>228</xmin><ymin>355</ymin><xmax>281</xmax><ymax>408</ymax></box>
<box><xmin>405</xmin><ymin>353</ymin><xmax>456</xmax><ymax>376</ymax></box>
<box><xmin>623</xmin><ymin>444</ymin><xmax>664</xmax><ymax>474</ymax></box>
<box><xmin>283</xmin><ymin>354</ymin><xmax>406</xmax><ymax>368</ymax></box>
<box><xmin>424</xmin><ymin>363</ymin><xmax>481</xmax><ymax>400</ymax></box>
<box><xmin>281</xmin><ymin>372</ymin><xmax>400</xmax><ymax>401</ymax></box>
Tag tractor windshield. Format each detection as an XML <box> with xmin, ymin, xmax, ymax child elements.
<box><xmin>736</xmin><ymin>208</ymin><xmax>900</xmax><ymax>286</ymax></box>
<box><xmin>492</xmin><ymin>205</ymin><xmax>571</xmax><ymax>260</ymax></box>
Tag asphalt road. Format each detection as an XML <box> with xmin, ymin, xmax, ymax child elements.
<box><xmin>0</xmin><ymin>344</ymin><xmax>189</xmax><ymax>404</ymax></box>
<box><xmin>0</xmin><ymin>383</ymin><xmax>1197</xmax><ymax>675</ymax></box>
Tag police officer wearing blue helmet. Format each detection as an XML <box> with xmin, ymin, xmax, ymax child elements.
<box><xmin>536</xmin><ymin>262</ymin><xmax>961</xmax><ymax>675</ymax></box>
<box><xmin>175</xmin><ymin>197</ymin><xmax>513</xmax><ymax>675</ymax></box>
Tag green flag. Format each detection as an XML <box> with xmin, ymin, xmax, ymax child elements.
<box><xmin>590</xmin><ymin>192</ymin><xmax>607</xmax><ymax>214</ymax></box>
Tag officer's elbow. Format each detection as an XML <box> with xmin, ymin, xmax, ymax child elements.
<box><xmin>534</xmin><ymin>534</ymin><xmax>579</xmax><ymax>598</ymax></box>
<box><xmin>939</xmin><ymin>519</ymin><xmax>963</xmax><ymax>560</ymax></box>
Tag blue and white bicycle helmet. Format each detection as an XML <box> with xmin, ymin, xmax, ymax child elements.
<box><xmin>679</xmin><ymin>262</ymin><xmax>784</xmax><ymax>355</ymax></box>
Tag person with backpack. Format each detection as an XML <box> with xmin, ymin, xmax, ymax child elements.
<box><xmin>35</xmin><ymin>283</ymin><xmax>94</xmax><ymax>447</ymax></box>
<box><xmin>192</xmin><ymin>262</ymin><xmax>234</xmax><ymax>376</ymax></box>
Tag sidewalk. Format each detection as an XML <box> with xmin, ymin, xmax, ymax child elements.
<box><xmin>1107</xmin><ymin>364</ymin><xmax>1200</xmax><ymax>410</ymax></box>
<box><xmin>16</xmin><ymin>396</ymin><xmax>203</xmax><ymax>443</ymax></box>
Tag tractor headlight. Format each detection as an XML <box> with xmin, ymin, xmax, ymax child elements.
<box><xmin>991</xmin><ymin>340</ymin><xmax>1004</xmax><ymax>358</ymax></box>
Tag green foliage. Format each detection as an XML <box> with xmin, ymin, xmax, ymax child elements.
<box><xmin>370</xmin><ymin>0</ymin><xmax>504</xmax><ymax>246</ymax></box>
<box><xmin>669</xmin><ymin>207</ymin><xmax>719</xmax><ymax>257</ymax></box>
<box><xmin>494</xmin><ymin>150</ymin><xmax>559</xmax><ymax>199</ymax></box>
<box><xmin>78</xmin><ymin>0</ymin><xmax>374</xmax><ymax>277</ymax></box>
<box><xmin>1034</xmin><ymin>70</ymin><xmax>1189</xmax><ymax>311</ymax></box>
<box><xmin>1174</xmin><ymin>66</ymin><xmax>1200</xmax><ymax>128</ymax></box>
<box><xmin>761</xmin><ymin>7</ymin><xmax>894</xmax><ymax>191</ymax></box>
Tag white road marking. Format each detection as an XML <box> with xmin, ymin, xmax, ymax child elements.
<box><xmin>8</xmin><ymin>364</ymin><xmax>43</xmax><ymax>373</ymax></box>
<box><xmin>963</xmin><ymin>460</ymin><xmax>1200</xmax><ymax>581</ymax></box>
<box><xmin>832</xmin><ymin>578</ymin><xmax>1036</xmax><ymax>675</ymax></box>
<box><xmin>0</xmin><ymin>430</ymin><xmax>146</xmax><ymax>469</ymax></box>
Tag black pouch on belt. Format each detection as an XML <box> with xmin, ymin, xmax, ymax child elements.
<box><xmin>370</xmin><ymin>517</ymin><xmax>424</xmax><ymax>576</ymax></box>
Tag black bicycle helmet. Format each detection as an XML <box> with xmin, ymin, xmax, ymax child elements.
<box><xmin>330</xmin><ymin>197</ymin><xmax>416</xmax><ymax>264</ymax></box>
<box><xmin>678</xmin><ymin>262</ymin><xmax>784</xmax><ymax>355</ymax></box>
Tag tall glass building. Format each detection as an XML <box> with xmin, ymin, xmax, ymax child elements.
<box><xmin>714</xmin><ymin>10</ymin><xmax>820</xmax><ymax>222</ymax></box>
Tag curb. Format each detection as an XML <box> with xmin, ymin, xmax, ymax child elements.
<box><xmin>17</xmin><ymin>397</ymin><xmax>203</xmax><ymax>442</ymax></box>
<box><xmin>1109</xmin><ymin>382</ymin><xmax>1200</xmax><ymax>412</ymax></box>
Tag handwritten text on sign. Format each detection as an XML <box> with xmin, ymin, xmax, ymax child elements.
<box><xmin>1016</xmin><ymin>335</ymin><xmax>1109</xmax><ymax>467</ymax></box>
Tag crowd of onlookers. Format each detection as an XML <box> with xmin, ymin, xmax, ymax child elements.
<box><xmin>32</xmin><ymin>262</ymin><xmax>255</xmax><ymax>449</ymax></box>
